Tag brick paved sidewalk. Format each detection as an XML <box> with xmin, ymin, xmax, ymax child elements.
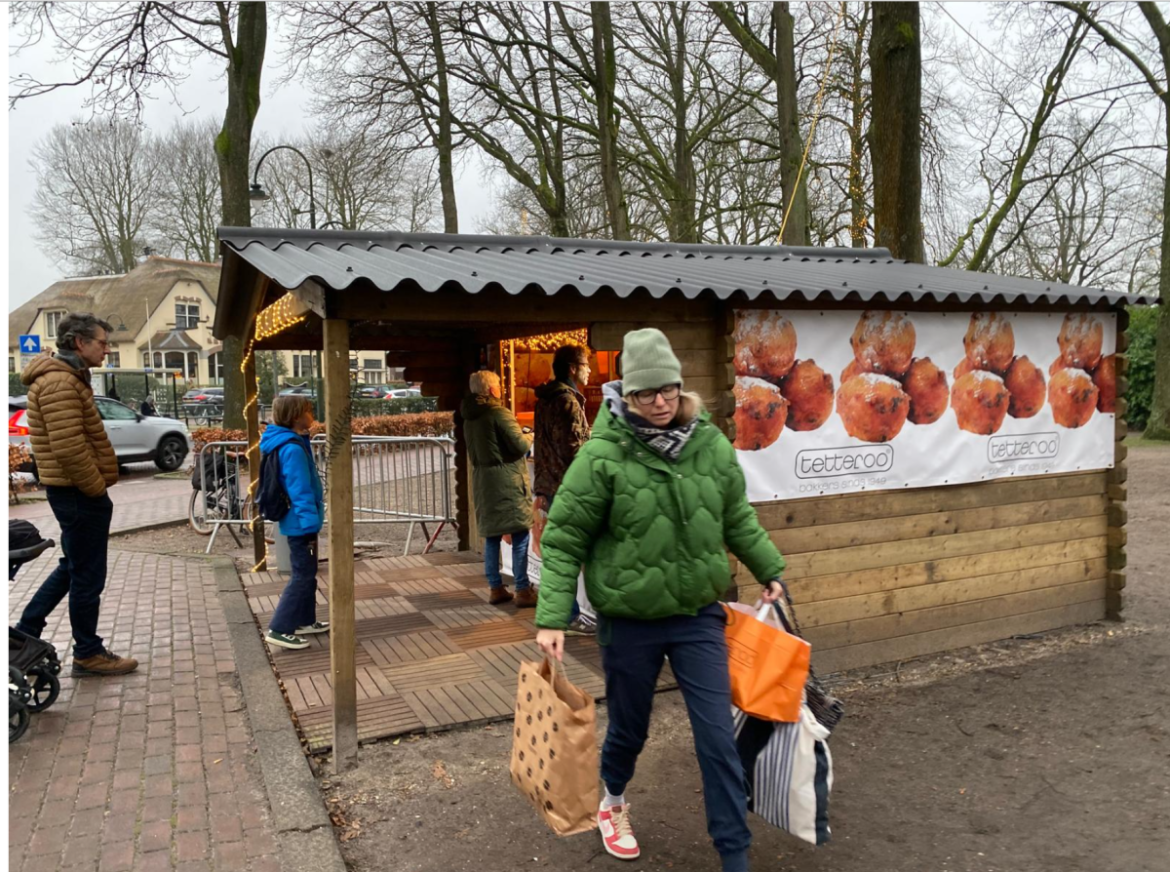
<box><xmin>8</xmin><ymin>548</ymin><xmax>283</xmax><ymax>872</ymax></box>
<box><xmin>9</xmin><ymin>477</ymin><xmax>192</xmax><ymax>540</ymax></box>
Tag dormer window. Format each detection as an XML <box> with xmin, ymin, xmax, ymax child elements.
<box><xmin>175</xmin><ymin>303</ymin><xmax>201</xmax><ymax>330</ymax></box>
<box><xmin>45</xmin><ymin>310</ymin><xmax>65</xmax><ymax>338</ymax></box>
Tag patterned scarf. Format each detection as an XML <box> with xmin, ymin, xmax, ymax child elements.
<box><xmin>627</xmin><ymin>412</ymin><xmax>700</xmax><ymax>463</ymax></box>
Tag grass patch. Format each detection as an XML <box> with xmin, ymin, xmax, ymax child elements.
<box><xmin>1126</xmin><ymin>431</ymin><xmax>1170</xmax><ymax>450</ymax></box>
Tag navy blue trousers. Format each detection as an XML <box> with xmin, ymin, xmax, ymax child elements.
<box><xmin>269</xmin><ymin>534</ymin><xmax>319</xmax><ymax>634</ymax></box>
<box><xmin>16</xmin><ymin>486</ymin><xmax>113</xmax><ymax>659</ymax></box>
<box><xmin>600</xmin><ymin>602</ymin><xmax>751</xmax><ymax>864</ymax></box>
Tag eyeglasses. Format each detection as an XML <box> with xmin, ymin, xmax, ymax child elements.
<box><xmin>632</xmin><ymin>384</ymin><xmax>681</xmax><ymax>406</ymax></box>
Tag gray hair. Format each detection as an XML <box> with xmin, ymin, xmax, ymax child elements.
<box><xmin>57</xmin><ymin>312</ymin><xmax>113</xmax><ymax>352</ymax></box>
<box><xmin>469</xmin><ymin>369</ymin><xmax>501</xmax><ymax>397</ymax></box>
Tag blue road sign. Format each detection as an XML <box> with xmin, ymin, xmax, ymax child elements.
<box><xmin>19</xmin><ymin>335</ymin><xmax>41</xmax><ymax>354</ymax></box>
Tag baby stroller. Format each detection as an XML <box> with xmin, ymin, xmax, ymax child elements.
<box><xmin>9</xmin><ymin>519</ymin><xmax>63</xmax><ymax>743</ymax></box>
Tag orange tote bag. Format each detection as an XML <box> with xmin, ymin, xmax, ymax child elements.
<box><xmin>722</xmin><ymin>601</ymin><xmax>811</xmax><ymax>723</ymax></box>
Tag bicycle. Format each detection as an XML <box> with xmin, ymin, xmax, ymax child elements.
<box><xmin>188</xmin><ymin>450</ymin><xmax>274</xmax><ymax>545</ymax></box>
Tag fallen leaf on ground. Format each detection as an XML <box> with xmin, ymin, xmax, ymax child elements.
<box><xmin>432</xmin><ymin>760</ymin><xmax>454</xmax><ymax>788</ymax></box>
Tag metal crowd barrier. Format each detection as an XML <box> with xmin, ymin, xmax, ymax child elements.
<box><xmin>191</xmin><ymin>435</ymin><xmax>457</xmax><ymax>556</ymax></box>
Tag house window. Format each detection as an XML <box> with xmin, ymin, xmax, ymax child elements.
<box><xmin>208</xmin><ymin>353</ymin><xmax>224</xmax><ymax>382</ymax></box>
<box><xmin>363</xmin><ymin>371</ymin><xmax>381</xmax><ymax>384</ymax></box>
<box><xmin>45</xmin><ymin>311</ymin><xmax>65</xmax><ymax>339</ymax></box>
<box><xmin>349</xmin><ymin>357</ymin><xmax>358</xmax><ymax>370</ymax></box>
<box><xmin>363</xmin><ymin>359</ymin><xmax>381</xmax><ymax>370</ymax></box>
<box><xmin>142</xmin><ymin>353</ymin><xmax>151</xmax><ymax>368</ymax></box>
<box><xmin>292</xmin><ymin>354</ymin><xmax>314</xmax><ymax>378</ymax></box>
<box><xmin>105</xmin><ymin>352</ymin><xmax>121</xmax><ymax>368</ymax></box>
<box><xmin>175</xmin><ymin>303</ymin><xmax>201</xmax><ymax>330</ymax></box>
<box><xmin>9</xmin><ymin>357</ymin><xmax>15</xmax><ymax>373</ymax></box>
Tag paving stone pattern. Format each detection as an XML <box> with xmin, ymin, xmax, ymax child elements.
<box><xmin>8</xmin><ymin>549</ymin><xmax>282</xmax><ymax>872</ymax></box>
<box><xmin>244</xmin><ymin>552</ymin><xmax>676</xmax><ymax>751</ymax></box>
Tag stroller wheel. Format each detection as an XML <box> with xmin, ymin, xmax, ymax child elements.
<box><xmin>9</xmin><ymin>693</ymin><xmax>30</xmax><ymax>743</ymax></box>
<box><xmin>25</xmin><ymin>668</ymin><xmax>60</xmax><ymax>713</ymax></box>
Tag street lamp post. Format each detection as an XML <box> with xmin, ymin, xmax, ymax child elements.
<box><xmin>250</xmin><ymin>145</ymin><xmax>319</xmax><ymax>229</ymax></box>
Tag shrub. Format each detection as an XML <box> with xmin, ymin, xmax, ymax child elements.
<box><xmin>1126</xmin><ymin>305</ymin><xmax>1157</xmax><ymax>432</ymax></box>
<box><xmin>351</xmin><ymin>396</ymin><xmax>439</xmax><ymax>417</ymax></box>
<box><xmin>9</xmin><ymin>373</ymin><xmax>25</xmax><ymax>397</ymax></box>
<box><xmin>190</xmin><ymin>411</ymin><xmax>454</xmax><ymax>451</ymax></box>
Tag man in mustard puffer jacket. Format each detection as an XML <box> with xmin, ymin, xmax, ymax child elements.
<box><xmin>535</xmin><ymin>329</ymin><xmax>786</xmax><ymax>872</ymax></box>
<box><xmin>16</xmin><ymin>313</ymin><xmax>138</xmax><ymax>676</ymax></box>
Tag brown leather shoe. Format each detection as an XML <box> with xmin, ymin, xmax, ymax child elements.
<box><xmin>72</xmin><ymin>649</ymin><xmax>139</xmax><ymax>676</ymax></box>
<box><xmin>489</xmin><ymin>586</ymin><xmax>514</xmax><ymax>606</ymax></box>
<box><xmin>514</xmin><ymin>587</ymin><xmax>539</xmax><ymax>609</ymax></box>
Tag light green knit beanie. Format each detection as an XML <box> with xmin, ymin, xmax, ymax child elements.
<box><xmin>621</xmin><ymin>328</ymin><xmax>683</xmax><ymax>395</ymax></box>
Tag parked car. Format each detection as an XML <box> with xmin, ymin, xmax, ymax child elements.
<box><xmin>385</xmin><ymin>388</ymin><xmax>423</xmax><ymax>399</ymax></box>
<box><xmin>278</xmin><ymin>387</ymin><xmax>318</xmax><ymax>400</ymax></box>
<box><xmin>9</xmin><ymin>395</ymin><xmax>192</xmax><ymax>474</ymax></box>
<box><xmin>182</xmin><ymin>387</ymin><xmax>224</xmax><ymax>406</ymax></box>
<box><xmin>354</xmin><ymin>385</ymin><xmax>389</xmax><ymax>399</ymax></box>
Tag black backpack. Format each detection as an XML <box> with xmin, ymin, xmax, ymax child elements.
<box><xmin>256</xmin><ymin>448</ymin><xmax>292</xmax><ymax>522</ymax></box>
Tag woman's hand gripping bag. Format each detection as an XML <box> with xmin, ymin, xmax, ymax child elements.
<box><xmin>722</xmin><ymin>601</ymin><xmax>811</xmax><ymax>723</ymax></box>
<box><xmin>510</xmin><ymin>657</ymin><xmax>599</xmax><ymax>835</ymax></box>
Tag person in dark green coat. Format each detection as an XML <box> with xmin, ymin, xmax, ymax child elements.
<box><xmin>461</xmin><ymin>369</ymin><xmax>537</xmax><ymax>608</ymax></box>
<box><xmin>535</xmin><ymin>329</ymin><xmax>786</xmax><ymax>872</ymax></box>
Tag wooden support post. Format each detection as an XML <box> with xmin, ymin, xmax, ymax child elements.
<box><xmin>243</xmin><ymin>348</ymin><xmax>266</xmax><ymax>570</ymax></box>
<box><xmin>323</xmin><ymin>318</ymin><xmax>358</xmax><ymax>771</ymax></box>
<box><xmin>1105</xmin><ymin>308</ymin><xmax>1129</xmax><ymax>620</ymax></box>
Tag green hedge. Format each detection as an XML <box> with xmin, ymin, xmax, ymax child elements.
<box><xmin>1126</xmin><ymin>305</ymin><xmax>1157</xmax><ymax>432</ymax></box>
<box><xmin>9</xmin><ymin>373</ymin><xmax>24</xmax><ymax>397</ymax></box>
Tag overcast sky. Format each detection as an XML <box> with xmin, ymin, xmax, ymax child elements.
<box><xmin>6</xmin><ymin>4</ymin><xmax>991</xmax><ymax>315</ymax></box>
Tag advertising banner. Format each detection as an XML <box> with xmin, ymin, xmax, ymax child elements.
<box><xmin>732</xmin><ymin>309</ymin><xmax>1116</xmax><ymax>503</ymax></box>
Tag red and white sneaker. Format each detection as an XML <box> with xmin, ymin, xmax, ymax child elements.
<box><xmin>598</xmin><ymin>803</ymin><xmax>640</xmax><ymax>860</ymax></box>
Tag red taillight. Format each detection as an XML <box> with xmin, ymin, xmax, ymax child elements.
<box><xmin>8</xmin><ymin>411</ymin><xmax>29</xmax><ymax>436</ymax></box>
<box><xmin>193</xmin><ymin>394</ymin><xmax>208</xmax><ymax>401</ymax></box>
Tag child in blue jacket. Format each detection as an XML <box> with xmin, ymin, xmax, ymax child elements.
<box><xmin>259</xmin><ymin>395</ymin><xmax>328</xmax><ymax>650</ymax></box>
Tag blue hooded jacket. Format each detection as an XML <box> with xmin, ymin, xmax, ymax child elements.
<box><xmin>259</xmin><ymin>424</ymin><xmax>324</xmax><ymax>536</ymax></box>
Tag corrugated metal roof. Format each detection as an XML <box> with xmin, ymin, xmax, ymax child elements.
<box><xmin>218</xmin><ymin>228</ymin><xmax>1157</xmax><ymax>309</ymax></box>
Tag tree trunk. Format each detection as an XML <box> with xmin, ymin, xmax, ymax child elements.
<box><xmin>215</xmin><ymin>3</ymin><xmax>267</xmax><ymax>430</ymax></box>
<box><xmin>1145</xmin><ymin>112</ymin><xmax>1170</xmax><ymax>440</ymax></box>
<box><xmin>848</xmin><ymin>3</ymin><xmax>870</xmax><ymax>248</ymax></box>
<box><xmin>868</xmin><ymin>2</ymin><xmax>924</xmax><ymax>263</ymax></box>
<box><xmin>773</xmin><ymin>3</ymin><xmax>809</xmax><ymax>246</ymax></box>
<box><xmin>427</xmin><ymin>6</ymin><xmax>459</xmax><ymax>234</ymax></box>
<box><xmin>592</xmin><ymin>2</ymin><xmax>630</xmax><ymax>240</ymax></box>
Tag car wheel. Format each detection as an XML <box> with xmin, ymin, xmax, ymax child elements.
<box><xmin>155</xmin><ymin>435</ymin><xmax>188</xmax><ymax>471</ymax></box>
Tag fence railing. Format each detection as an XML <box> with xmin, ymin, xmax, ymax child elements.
<box><xmin>190</xmin><ymin>435</ymin><xmax>457</xmax><ymax>556</ymax></box>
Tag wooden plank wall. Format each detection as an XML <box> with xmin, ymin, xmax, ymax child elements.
<box><xmin>746</xmin><ymin>472</ymin><xmax>1109</xmax><ymax>673</ymax></box>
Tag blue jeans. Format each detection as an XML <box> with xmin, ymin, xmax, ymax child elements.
<box><xmin>599</xmin><ymin>602</ymin><xmax>750</xmax><ymax>865</ymax></box>
<box><xmin>484</xmin><ymin>531</ymin><xmax>531</xmax><ymax>591</ymax></box>
<box><xmin>269</xmin><ymin>534</ymin><xmax>319</xmax><ymax>634</ymax></box>
<box><xmin>17</xmin><ymin>486</ymin><xmax>114</xmax><ymax>659</ymax></box>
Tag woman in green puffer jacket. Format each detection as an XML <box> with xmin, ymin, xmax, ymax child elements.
<box><xmin>535</xmin><ymin>328</ymin><xmax>786</xmax><ymax>872</ymax></box>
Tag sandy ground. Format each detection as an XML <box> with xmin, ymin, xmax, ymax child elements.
<box><xmin>303</xmin><ymin>445</ymin><xmax>1170</xmax><ymax>872</ymax></box>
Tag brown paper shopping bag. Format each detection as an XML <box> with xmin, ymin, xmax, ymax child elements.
<box><xmin>509</xmin><ymin>657</ymin><xmax>599</xmax><ymax>836</ymax></box>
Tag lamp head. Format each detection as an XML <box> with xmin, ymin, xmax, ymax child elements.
<box><xmin>249</xmin><ymin>183</ymin><xmax>271</xmax><ymax>202</ymax></box>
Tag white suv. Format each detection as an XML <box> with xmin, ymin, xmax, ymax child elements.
<box><xmin>9</xmin><ymin>395</ymin><xmax>192</xmax><ymax>475</ymax></box>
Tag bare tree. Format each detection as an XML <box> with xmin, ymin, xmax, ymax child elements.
<box><xmin>152</xmin><ymin>118</ymin><xmax>223</xmax><ymax>263</ymax></box>
<box><xmin>10</xmin><ymin>1</ymin><xmax>269</xmax><ymax>429</ymax></box>
<box><xmin>1054</xmin><ymin>1</ymin><xmax>1170</xmax><ymax>441</ymax></box>
<box><xmin>869</xmin><ymin>1</ymin><xmax>924</xmax><ymax>262</ymax></box>
<box><xmin>287</xmin><ymin>2</ymin><xmax>462</xmax><ymax>232</ymax></box>
<box><xmin>708</xmin><ymin>1</ymin><xmax>810</xmax><ymax>245</ymax></box>
<box><xmin>31</xmin><ymin>119</ymin><xmax>161</xmax><ymax>275</ymax></box>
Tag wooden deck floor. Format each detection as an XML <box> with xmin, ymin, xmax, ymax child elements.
<box><xmin>241</xmin><ymin>551</ymin><xmax>675</xmax><ymax>752</ymax></box>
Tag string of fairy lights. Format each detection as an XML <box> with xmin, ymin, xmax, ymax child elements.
<box><xmin>244</xmin><ymin>293</ymin><xmax>309</xmax><ymax>571</ymax></box>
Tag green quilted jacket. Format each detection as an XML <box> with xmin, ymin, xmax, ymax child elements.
<box><xmin>534</xmin><ymin>389</ymin><xmax>785</xmax><ymax>629</ymax></box>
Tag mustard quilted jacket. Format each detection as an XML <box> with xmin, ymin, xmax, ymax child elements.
<box><xmin>21</xmin><ymin>353</ymin><xmax>118</xmax><ymax>496</ymax></box>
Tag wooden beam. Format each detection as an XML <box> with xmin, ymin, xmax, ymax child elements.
<box><xmin>1106</xmin><ymin>308</ymin><xmax>1129</xmax><ymax>620</ymax></box>
<box><xmin>289</xmin><ymin>279</ymin><xmax>327</xmax><ymax>320</ymax></box>
<box><xmin>243</xmin><ymin>347</ymin><xmax>265</xmax><ymax>569</ymax></box>
<box><xmin>323</xmin><ymin>318</ymin><xmax>358</xmax><ymax>771</ymax></box>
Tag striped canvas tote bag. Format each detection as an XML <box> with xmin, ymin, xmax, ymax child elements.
<box><xmin>733</xmin><ymin>701</ymin><xmax>833</xmax><ymax>846</ymax></box>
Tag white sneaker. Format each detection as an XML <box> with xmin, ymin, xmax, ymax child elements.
<box><xmin>598</xmin><ymin>803</ymin><xmax>640</xmax><ymax>860</ymax></box>
<box><xmin>296</xmin><ymin>621</ymin><xmax>330</xmax><ymax>635</ymax></box>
